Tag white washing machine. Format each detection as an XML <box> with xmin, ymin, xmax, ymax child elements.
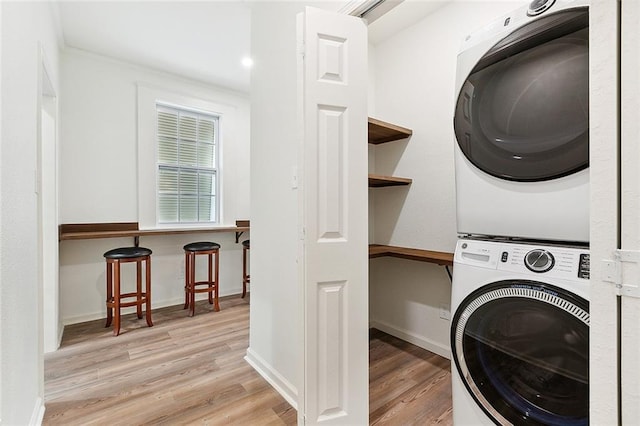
<box><xmin>450</xmin><ymin>238</ymin><xmax>589</xmax><ymax>425</ymax></box>
<box><xmin>453</xmin><ymin>0</ymin><xmax>590</xmax><ymax>243</ymax></box>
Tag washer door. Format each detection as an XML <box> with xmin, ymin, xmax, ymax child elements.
<box><xmin>454</xmin><ymin>8</ymin><xmax>589</xmax><ymax>182</ymax></box>
<box><xmin>451</xmin><ymin>281</ymin><xmax>589</xmax><ymax>425</ymax></box>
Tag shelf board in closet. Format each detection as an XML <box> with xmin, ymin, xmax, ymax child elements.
<box><xmin>369</xmin><ymin>244</ymin><xmax>454</xmax><ymax>267</ymax></box>
<box><xmin>368</xmin><ymin>117</ymin><xmax>413</xmax><ymax>144</ymax></box>
<box><xmin>368</xmin><ymin>174</ymin><xmax>412</xmax><ymax>188</ymax></box>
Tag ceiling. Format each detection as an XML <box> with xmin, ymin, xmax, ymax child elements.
<box><xmin>57</xmin><ymin>1</ymin><xmax>252</xmax><ymax>93</ymax></box>
<box><xmin>368</xmin><ymin>1</ymin><xmax>450</xmax><ymax>45</ymax></box>
<box><xmin>56</xmin><ymin>1</ymin><xmax>447</xmax><ymax>94</ymax></box>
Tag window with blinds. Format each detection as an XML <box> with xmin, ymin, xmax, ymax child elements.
<box><xmin>156</xmin><ymin>104</ymin><xmax>219</xmax><ymax>223</ymax></box>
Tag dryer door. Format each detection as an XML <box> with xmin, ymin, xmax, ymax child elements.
<box><xmin>451</xmin><ymin>280</ymin><xmax>589</xmax><ymax>426</ymax></box>
<box><xmin>454</xmin><ymin>8</ymin><xmax>589</xmax><ymax>182</ymax></box>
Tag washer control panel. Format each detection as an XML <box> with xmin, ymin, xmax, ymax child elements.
<box><xmin>455</xmin><ymin>239</ymin><xmax>589</xmax><ymax>281</ymax></box>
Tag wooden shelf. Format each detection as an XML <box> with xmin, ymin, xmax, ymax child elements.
<box><xmin>368</xmin><ymin>118</ymin><xmax>413</xmax><ymax>188</ymax></box>
<box><xmin>369</xmin><ymin>244</ymin><xmax>454</xmax><ymax>267</ymax></box>
<box><xmin>368</xmin><ymin>174</ymin><xmax>412</xmax><ymax>188</ymax></box>
<box><xmin>368</xmin><ymin>117</ymin><xmax>412</xmax><ymax>145</ymax></box>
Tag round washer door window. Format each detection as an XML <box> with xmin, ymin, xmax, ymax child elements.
<box><xmin>454</xmin><ymin>9</ymin><xmax>589</xmax><ymax>182</ymax></box>
<box><xmin>451</xmin><ymin>281</ymin><xmax>589</xmax><ymax>426</ymax></box>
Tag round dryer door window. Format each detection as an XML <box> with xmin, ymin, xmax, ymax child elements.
<box><xmin>454</xmin><ymin>9</ymin><xmax>589</xmax><ymax>182</ymax></box>
<box><xmin>451</xmin><ymin>280</ymin><xmax>589</xmax><ymax>426</ymax></box>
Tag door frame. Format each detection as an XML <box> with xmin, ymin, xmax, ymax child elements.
<box><xmin>37</xmin><ymin>44</ymin><xmax>61</xmax><ymax>358</ymax></box>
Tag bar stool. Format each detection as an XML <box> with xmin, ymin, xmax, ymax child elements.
<box><xmin>103</xmin><ymin>246</ymin><xmax>153</xmax><ymax>336</ymax></box>
<box><xmin>242</xmin><ymin>239</ymin><xmax>250</xmax><ymax>298</ymax></box>
<box><xmin>184</xmin><ymin>241</ymin><xmax>220</xmax><ymax>316</ymax></box>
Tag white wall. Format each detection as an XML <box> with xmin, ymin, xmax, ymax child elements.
<box><xmin>58</xmin><ymin>49</ymin><xmax>251</xmax><ymax>324</ymax></box>
<box><xmin>246</xmin><ymin>1</ymin><xmax>307</xmax><ymax>408</ymax></box>
<box><xmin>368</xmin><ymin>42</ymin><xmax>377</xmax><ymax>242</ymax></box>
<box><xmin>368</xmin><ymin>1</ymin><xmax>521</xmax><ymax>358</ymax></box>
<box><xmin>0</xmin><ymin>2</ymin><xmax>4</xmax><ymax>420</ymax></box>
<box><xmin>0</xmin><ymin>1</ymin><xmax>60</xmax><ymax>423</ymax></box>
<box><xmin>60</xmin><ymin>49</ymin><xmax>250</xmax><ymax>225</ymax></box>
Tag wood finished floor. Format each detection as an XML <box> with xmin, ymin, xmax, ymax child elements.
<box><xmin>368</xmin><ymin>329</ymin><xmax>453</xmax><ymax>425</ymax></box>
<box><xmin>44</xmin><ymin>296</ymin><xmax>452</xmax><ymax>425</ymax></box>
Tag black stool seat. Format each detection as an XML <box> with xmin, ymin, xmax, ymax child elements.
<box><xmin>183</xmin><ymin>241</ymin><xmax>221</xmax><ymax>252</ymax></box>
<box><xmin>104</xmin><ymin>247</ymin><xmax>152</xmax><ymax>259</ymax></box>
<box><xmin>242</xmin><ymin>239</ymin><xmax>250</xmax><ymax>249</ymax></box>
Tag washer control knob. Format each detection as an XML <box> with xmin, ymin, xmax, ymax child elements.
<box><xmin>525</xmin><ymin>249</ymin><xmax>555</xmax><ymax>273</ymax></box>
<box><xmin>527</xmin><ymin>0</ymin><xmax>556</xmax><ymax>16</ymax></box>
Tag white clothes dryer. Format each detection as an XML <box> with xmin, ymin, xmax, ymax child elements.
<box><xmin>450</xmin><ymin>238</ymin><xmax>589</xmax><ymax>425</ymax></box>
<box><xmin>453</xmin><ymin>0</ymin><xmax>590</xmax><ymax>243</ymax></box>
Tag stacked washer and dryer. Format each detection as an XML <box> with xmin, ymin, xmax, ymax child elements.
<box><xmin>450</xmin><ymin>0</ymin><xmax>590</xmax><ymax>425</ymax></box>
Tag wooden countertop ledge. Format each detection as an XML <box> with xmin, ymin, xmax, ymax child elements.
<box><xmin>59</xmin><ymin>221</ymin><xmax>249</xmax><ymax>241</ymax></box>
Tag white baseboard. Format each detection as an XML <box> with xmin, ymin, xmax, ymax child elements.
<box><xmin>244</xmin><ymin>347</ymin><xmax>298</xmax><ymax>409</ymax></box>
<box><xmin>63</xmin><ymin>296</ymin><xmax>184</xmax><ymax>325</ymax></box>
<box><xmin>29</xmin><ymin>397</ymin><xmax>45</xmax><ymax>426</ymax></box>
<box><xmin>369</xmin><ymin>320</ymin><xmax>451</xmax><ymax>360</ymax></box>
<box><xmin>44</xmin><ymin>323</ymin><xmax>65</xmax><ymax>354</ymax></box>
<box><xmin>62</xmin><ymin>290</ymin><xmax>245</xmax><ymax>325</ymax></box>
<box><xmin>63</xmin><ymin>312</ymin><xmax>109</xmax><ymax>326</ymax></box>
<box><xmin>57</xmin><ymin>321</ymin><xmax>64</xmax><ymax>348</ymax></box>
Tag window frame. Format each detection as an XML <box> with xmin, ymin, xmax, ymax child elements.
<box><xmin>138</xmin><ymin>84</ymin><xmax>233</xmax><ymax>230</ymax></box>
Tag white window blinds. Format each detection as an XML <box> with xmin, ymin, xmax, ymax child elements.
<box><xmin>156</xmin><ymin>104</ymin><xmax>219</xmax><ymax>223</ymax></box>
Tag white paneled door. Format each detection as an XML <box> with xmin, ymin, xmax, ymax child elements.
<box><xmin>299</xmin><ymin>7</ymin><xmax>368</xmax><ymax>425</ymax></box>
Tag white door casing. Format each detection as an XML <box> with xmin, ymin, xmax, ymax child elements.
<box><xmin>621</xmin><ymin>0</ymin><xmax>640</xmax><ymax>422</ymax></box>
<box><xmin>299</xmin><ymin>7</ymin><xmax>368</xmax><ymax>425</ymax></box>
<box><xmin>590</xmin><ymin>0</ymin><xmax>620</xmax><ymax>423</ymax></box>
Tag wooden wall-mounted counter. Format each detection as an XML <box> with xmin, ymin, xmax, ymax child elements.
<box><xmin>369</xmin><ymin>244</ymin><xmax>454</xmax><ymax>267</ymax></box>
<box><xmin>58</xmin><ymin>222</ymin><xmax>140</xmax><ymax>240</ymax></box>
<box><xmin>59</xmin><ymin>221</ymin><xmax>249</xmax><ymax>243</ymax></box>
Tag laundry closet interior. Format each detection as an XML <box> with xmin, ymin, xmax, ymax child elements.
<box><xmin>308</xmin><ymin>0</ymin><xmax>592</xmax><ymax>424</ymax></box>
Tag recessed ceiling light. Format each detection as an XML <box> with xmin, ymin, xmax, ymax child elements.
<box><xmin>242</xmin><ymin>57</ymin><xmax>254</xmax><ymax>68</ymax></box>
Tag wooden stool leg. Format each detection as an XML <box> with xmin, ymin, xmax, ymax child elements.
<box><xmin>113</xmin><ymin>260</ymin><xmax>121</xmax><ymax>336</ymax></box>
<box><xmin>214</xmin><ymin>249</ymin><xmax>220</xmax><ymax>312</ymax></box>
<box><xmin>105</xmin><ymin>261</ymin><xmax>113</xmax><ymax>327</ymax></box>
<box><xmin>242</xmin><ymin>247</ymin><xmax>247</xmax><ymax>298</ymax></box>
<box><xmin>208</xmin><ymin>253</ymin><xmax>214</xmax><ymax>304</ymax></box>
<box><xmin>145</xmin><ymin>256</ymin><xmax>153</xmax><ymax>327</ymax></box>
<box><xmin>184</xmin><ymin>251</ymin><xmax>190</xmax><ymax>310</ymax></box>
<box><xmin>136</xmin><ymin>260</ymin><xmax>143</xmax><ymax>319</ymax></box>
<box><xmin>189</xmin><ymin>254</ymin><xmax>196</xmax><ymax>317</ymax></box>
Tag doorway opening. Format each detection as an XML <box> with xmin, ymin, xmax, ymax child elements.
<box><xmin>38</xmin><ymin>50</ymin><xmax>60</xmax><ymax>355</ymax></box>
